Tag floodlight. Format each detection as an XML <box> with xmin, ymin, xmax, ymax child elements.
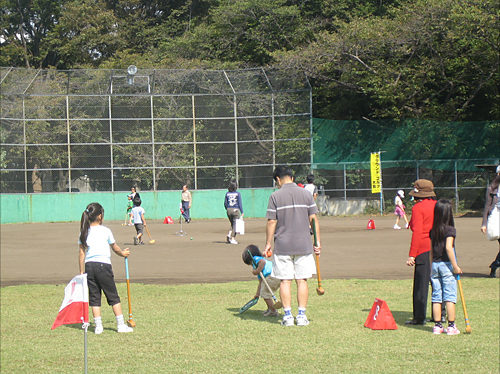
<box><xmin>127</xmin><ymin>65</ymin><xmax>138</xmax><ymax>75</ymax></box>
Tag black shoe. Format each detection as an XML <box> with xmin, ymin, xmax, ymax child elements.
<box><xmin>489</xmin><ymin>269</ymin><xmax>497</xmax><ymax>278</ymax></box>
<box><xmin>186</xmin><ymin>219</ymin><xmax>191</xmax><ymax>223</ymax></box>
<box><xmin>405</xmin><ymin>319</ymin><xmax>425</xmax><ymax>325</ymax></box>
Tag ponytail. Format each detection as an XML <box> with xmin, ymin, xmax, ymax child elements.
<box><xmin>79</xmin><ymin>203</ymin><xmax>104</xmax><ymax>249</ymax></box>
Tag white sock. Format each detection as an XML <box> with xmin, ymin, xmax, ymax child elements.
<box><xmin>94</xmin><ymin>316</ymin><xmax>102</xmax><ymax>326</ymax></box>
<box><xmin>298</xmin><ymin>307</ymin><xmax>306</xmax><ymax>316</ymax></box>
<box><xmin>284</xmin><ymin>308</ymin><xmax>292</xmax><ymax>316</ymax></box>
<box><xmin>116</xmin><ymin>314</ymin><xmax>125</xmax><ymax>325</ymax></box>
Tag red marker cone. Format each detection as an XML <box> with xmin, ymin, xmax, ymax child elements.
<box><xmin>364</xmin><ymin>298</ymin><xmax>398</xmax><ymax>330</ymax></box>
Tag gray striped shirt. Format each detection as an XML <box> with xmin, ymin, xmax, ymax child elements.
<box><xmin>266</xmin><ymin>182</ymin><xmax>318</xmax><ymax>255</ymax></box>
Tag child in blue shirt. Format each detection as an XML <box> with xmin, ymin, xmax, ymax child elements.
<box><xmin>242</xmin><ymin>245</ymin><xmax>281</xmax><ymax>317</ymax></box>
<box><xmin>131</xmin><ymin>197</ymin><xmax>146</xmax><ymax>245</ymax></box>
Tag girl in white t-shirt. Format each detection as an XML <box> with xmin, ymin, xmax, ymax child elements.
<box><xmin>78</xmin><ymin>202</ymin><xmax>133</xmax><ymax>334</ymax></box>
<box><xmin>394</xmin><ymin>190</ymin><xmax>409</xmax><ymax>229</ymax></box>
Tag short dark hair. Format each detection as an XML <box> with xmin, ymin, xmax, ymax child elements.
<box><xmin>133</xmin><ymin>197</ymin><xmax>142</xmax><ymax>206</ymax></box>
<box><xmin>306</xmin><ymin>174</ymin><xmax>315</xmax><ymax>183</ymax></box>
<box><xmin>242</xmin><ymin>244</ymin><xmax>262</xmax><ymax>265</ymax></box>
<box><xmin>228</xmin><ymin>180</ymin><xmax>237</xmax><ymax>192</ymax></box>
<box><xmin>273</xmin><ymin>165</ymin><xmax>294</xmax><ymax>181</ymax></box>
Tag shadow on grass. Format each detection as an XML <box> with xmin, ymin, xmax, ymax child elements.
<box><xmin>461</xmin><ymin>272</ymin><xmax>493</xmax><ymax>278</ymax></box>
<box><xmin>227</xmin><ymin>307</ymin><xmax>282</xmax><ymax>324</ymax></box>
<box><xmin>360</xmin><ymin>308</ymin><xmax>433</xmax><ymax>331</ymax></box>
<box><xmin>60</xmin><ymin>324</ymin><xmax>119</xmax><ymax>334</ymax></box>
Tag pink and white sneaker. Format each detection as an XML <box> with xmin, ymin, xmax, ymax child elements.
<box><xmin>446</xmin><ymin>325</ymin><xmax>460</xmax><ymax>335</ymax></box>
<box><xmin>433</xmin><ymin>325</ymin><xmax>444</xmax><ymax>334</ymax></box>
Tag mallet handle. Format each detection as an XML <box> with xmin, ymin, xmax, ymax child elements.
<box><xmin>125</xmin><ymin>258</ymin><xmax>134</xmax><ymax>322</ymax></box>
<box><xmin>145</xmin><ymin>226</ymin><xmax>153</xmax><ymax>240</ymax></box>
<box><xmin>312</xmin><ymin>218</ymin><xmax>324</xmax><ymax>290</ymax></box>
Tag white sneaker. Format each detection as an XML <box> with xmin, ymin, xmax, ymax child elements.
<box><xmin>117</xmin><ymin>324</ymin><xmax>133</xmax><ymax>333</ymax></box>
<box><xmin>226</xmin><ymin>235</ymin><xmax>231</xmax><ymax>243</ymax></box>
<box><xmin>281</xmin><ymin>315</ymin><xmax>294</xmax><ymax>326</ymax></box>
<box><xmin>393</xmin><ymin>225</ymin><xmax>401</xmax><ymax>230</ymax></box>
<box><xmin>296</xmin><ymin>315</ymin><xmax>310</xmax><ymax>326</ymax></box>
<box><xmin>405</xmin><ymin>223</ymin><xmax>409</xmax><ymax>229</ymax></box>
<box><xmin>263</xmin><ymin>310</ymin><xmax>279</xmax><ymax>317</ymax></box>
<box><xmin>95</xmin><ymin>325</ymin><xmax>103</xmax><ymax>334</ymax></box>
<box><xmin>229</xmin><ymin>237</ymin><xmax>238</xmax><ymax>245</ymax></box>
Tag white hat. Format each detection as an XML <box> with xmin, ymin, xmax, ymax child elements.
<box><xmin>397</xmin><ymin>190</ymin><xmax>405</xmax><ymax>198</ymax></box>
<box><xmin>496</xmin><ymin>165</ymin><xmax>500</xmax><ymax>174</ymax></box>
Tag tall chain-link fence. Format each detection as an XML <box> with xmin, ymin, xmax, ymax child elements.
<box><xmin>1</xmin><ymin>67</ymin><xmax>312</xmax><ymax>193</ymax></box>
<box><xmin>313</xmin><ymin>159</ymin><xmax>499</xmax><ymax>213</ymax></box>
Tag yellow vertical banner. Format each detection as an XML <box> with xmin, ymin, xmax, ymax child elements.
<box><xmin>370</xmin><ymin>152</ymin><xmax>381</xmax><ymax>193</ymax></box>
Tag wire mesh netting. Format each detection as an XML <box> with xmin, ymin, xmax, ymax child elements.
<box><xmin>312</xmin><ymin>159</ymin><xmax>498</xmax><ymax>213</ymax></box>
<box><xmin>311</xmin><ymin>118</ymin><xmax>500</xmax><ymax>212</ymax></box>
<box><xmin>1</xmin><ymin>67</ymin><xmax>312</xmax><ymax>193</ymax></box>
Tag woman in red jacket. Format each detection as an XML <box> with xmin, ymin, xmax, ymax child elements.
<box><xmin>406</xmin><ymin>179</ymin><xmax>437</xmax><ymax>325</ymax></box>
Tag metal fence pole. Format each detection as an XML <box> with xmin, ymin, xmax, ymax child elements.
<box><xmin>233</xmin><ymin>94</ymin><xmax>239</xmax><ymax>183</ymax></box>
<box><xmin>455</xmin><ymin>161</ymin><xmax>459</xmax><ymax>212</ymax></box>
<box><xmin>192</xmin><ymin>95</ymin><xmax>197</xmax><ymax>190</ymax></box>
<box><xmin>66</xmin><ymin>95</ymin><xmax>71</xmax><ymax>192</ymax></box>
<box><xmin>150</xmin><ymin>95</ymin><xmax>156</xmax><ymax>190</ymax></box>
<box><xmin>109</xmin><ymin>95</ymin><xmax>114</xmax><ymax>192</ymax></box>
<box><xmin>343</xmin><ymin>163</ymin><xmax>347</xmax><ymax>201</ymax></box>
<box><xmin>22</xmin><ymin>97</ymin><xmax>27</xmax><ymax>193</ymax></box>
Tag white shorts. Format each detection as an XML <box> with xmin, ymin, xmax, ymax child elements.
<box><xmin>259</xmin><ymin>277</ymin><xmax>281</xmax><ymax>299</ymax></box>
<box><xmin>271</xmin><ymin>253</ymin><xmax>316</xmax><ymax>280</ymax></box>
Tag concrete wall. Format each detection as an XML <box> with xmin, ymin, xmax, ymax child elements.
<box><xmin>316</xmin><ymin>195</ymin><xmax>380</xmax><ymax>216</ymax></box>
<box><xmin>1</xmin><ymin>189</ymin><xmax>274</xmax><ymax>224</ymax></box>
<box><xmin>1</xmin><ymin>189</ymin><xmax>381</xmax><ymax>224</ymax></box>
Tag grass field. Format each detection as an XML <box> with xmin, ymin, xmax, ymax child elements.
<box><xmin>1</xmin><ymin>278</ymin><xmax>498</xmax><ymax>373</ymax></box>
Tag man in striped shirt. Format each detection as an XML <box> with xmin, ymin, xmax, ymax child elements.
<box><xmin>264</xmin><ymin>165</ymin><xmax>321</xmax><ymax>326</ymax></box>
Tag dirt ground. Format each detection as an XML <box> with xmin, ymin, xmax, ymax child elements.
<box><xmin>1</xmin><ymin>215</ymin><xmax>497</xmax><ymax>287</ymax></box>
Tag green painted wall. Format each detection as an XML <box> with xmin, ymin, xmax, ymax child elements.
<box><xmin>1</xmin><ymin>189</ymin><xmax>275</xmax><ymax>224</ymax></box>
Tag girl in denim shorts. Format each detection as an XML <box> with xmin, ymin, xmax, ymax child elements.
<box><xmin>429</xmin><ymin>199</ymin><xmax>463</xmax><ymax>335</ymax></box>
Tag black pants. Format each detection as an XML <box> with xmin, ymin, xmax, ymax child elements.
<box><xmin>413</xmin><ymin>252</ymin><xmax>430</xmax><ymax>322</ymax></box>
<box><xmin>490</xmin><ymin>240</ymin><xmax>500</xmax><ymax>270</ymax></box>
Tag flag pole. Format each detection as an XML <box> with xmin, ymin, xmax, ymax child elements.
<box><xmin>83</xmin><ymin>319</ymin><xmax>88</xmax><ymax>374</ymax></box>
<box><xmin>379</xmin><ymin>151</ymin><xmax>383</xmax><ymax>216</ymax></box>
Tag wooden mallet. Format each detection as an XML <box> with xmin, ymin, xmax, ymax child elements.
<box><xmin>312</xmin><ymin>218</ymin><xmax>325</xmax><ymax>295</ymax></box>
<box><xmin>145</xmin><ymin>226</ymin><xmax>155</xmax><ymax>244</ymax></box>
<box><xmin>124</xmin><ymin>257</ymin><xmax>136</xmax><ymax>327</ymax></box>
<box><xmin>457</xmin><ymin>274</ymin><xmax>472</xmax><ymax>333</ymax></box>
<box><xmin>454</xmin><ymin>248</ymin><xmax>471</xmax><ymax>333</ymax></box>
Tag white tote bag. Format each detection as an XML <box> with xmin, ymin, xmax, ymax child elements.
<box><xmin>235</xmin><ymin>218</ymin><xmax>245</xmax><ymax>235</ymax></box>
<box><xmin>487</xmin><ymin>207</ymin><xmax>500</xmax><ymax>241</ymax></box>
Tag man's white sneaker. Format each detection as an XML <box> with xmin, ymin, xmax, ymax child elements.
<box><xmin>117</xmin><ymin>324</ymin><xmax>133</xmax><ymax>333</ymax></box>
<box><xmin>94</xmin><ymin>325</ymin><xmax>103</xmax><ymax>334</ymax></box>
<box><xmin>229</xmin><ymin>237</ymin><xmax>238</xmax><ymax>245</ymax></box>
<box><xmin>280</xmin><ymin>315</ymin><xmax>294</xmax><ymax>326</ymax></box>
<box><xmin>296</xmin><ymin>315</ymin><xmax>310</xmax><ymax>326</ymax></box>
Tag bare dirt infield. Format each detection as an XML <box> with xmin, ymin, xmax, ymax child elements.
<box><xmin>1</xmin><ymin>216</ymin><xmax>496</xmax><ymax>287</ymax></box>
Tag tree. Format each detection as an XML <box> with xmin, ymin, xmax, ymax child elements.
<box><xmin>277</xmin><ymin>0</ymin><xmax>499</xmax><ymax>121</ymax></box>
<box><xmin>0</xmin><ymin>0</ymin><xmax>63</xmax><ymax>68</ymax></box>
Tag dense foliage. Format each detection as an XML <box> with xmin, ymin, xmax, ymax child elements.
<box><xmin>1</xmin><ymin>0</ymin><xmax>499</xmax><ymax>121</ymax></box>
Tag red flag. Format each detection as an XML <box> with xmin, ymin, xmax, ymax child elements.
<box><xmin>51</xmin><ymin>274</ymin><xmax>89</xmax><ymax>330</ymax></box>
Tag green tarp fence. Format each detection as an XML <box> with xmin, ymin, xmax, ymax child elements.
<box><xmin>312</xmin><ymin>119</ymin><xmax>500</xmax><ymax>170</ymax></box>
